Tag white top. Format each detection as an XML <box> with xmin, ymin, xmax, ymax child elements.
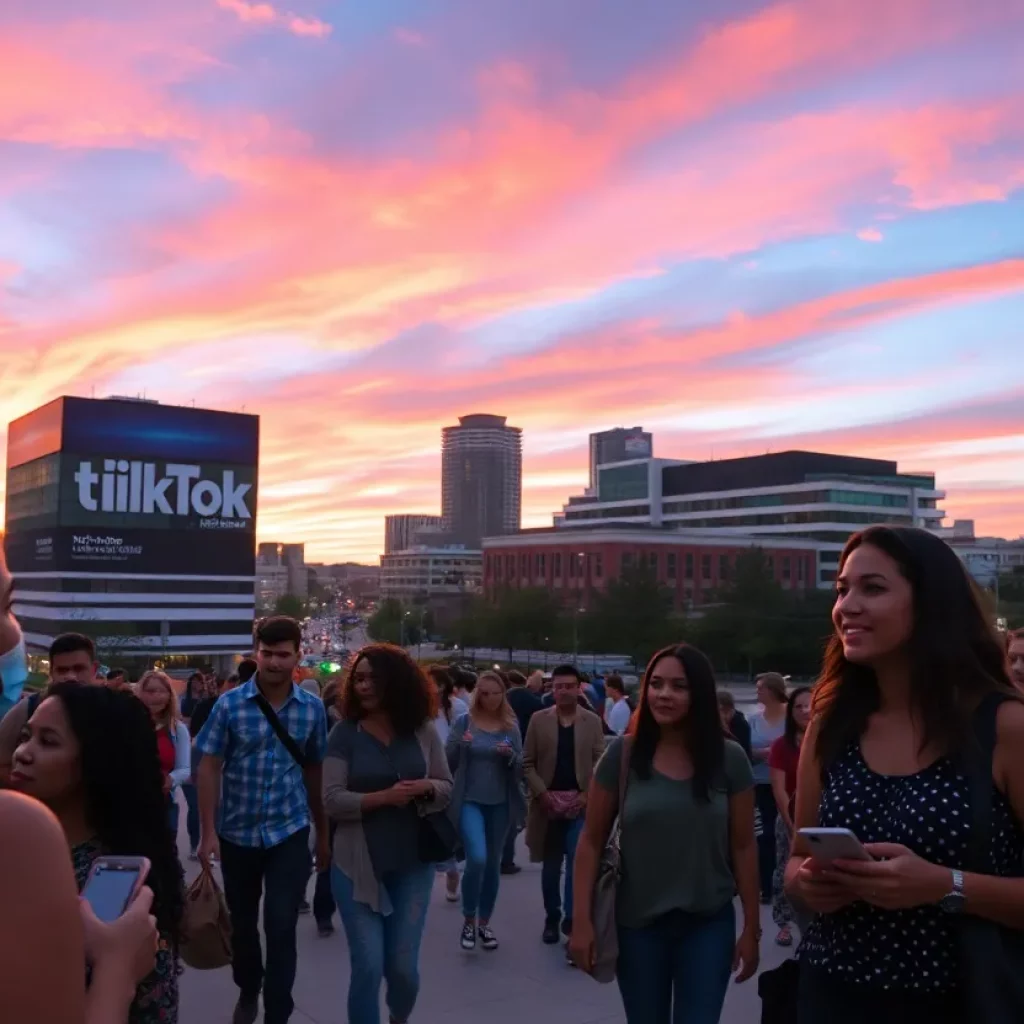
<box><xmin>433</xmin><ymin>696</ymin><xmax>469</xmax><ymax>745</ymax></box>
<box><xmin>604</xmin><ymin>697</ymin><xmax>632</xmax><ymax>736</ymax></box>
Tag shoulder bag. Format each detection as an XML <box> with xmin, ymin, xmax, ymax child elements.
<box><xmin>382</xmin><ymin>730</ymin><xmax>460</xmax><ymax>864</ymax></box>
<box><xmin>959</xmin><ymin>692</ymin><xmax>1024</xmax><ymax>1022</ymax></box>
<box><xmin>588</xmin><ymin>737</ymin><xmax>632</xmax><ymax>984</ymax></box>
<box><xmin>253</xmin><ymin>693</ymin><xmax>307</xmax><ymax>770</ymax></box>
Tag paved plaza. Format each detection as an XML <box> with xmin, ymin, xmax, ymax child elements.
<box><xmin>177</xmin><ymin>836</ymin><xmax>787</xmax><ymax>1024</ymax></box>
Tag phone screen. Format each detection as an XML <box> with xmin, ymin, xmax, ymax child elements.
<box><xmin>82</xmin><ymin>864</ymin><xmax>141</xmax><ymax>922</ymax></box>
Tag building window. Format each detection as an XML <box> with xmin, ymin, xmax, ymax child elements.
<box><xmin>718</xmin><ymin>554</ymin><xmax>729</xmax><ymax>581</ymax></box>
<box><xmin>553</xmin><ymin>552</ymin><xmax>562</xmax><ymax>578</ymax></box>
<box><xmin>766</xmin><ymin>556</ymin><xmax>775</xmax><ymax>576</ymax></box>
<box><xmin>535</xmin><ymin>553</ymin><xmax>545</xmax><ymax>576</ymax></box>
<box><xmin>702</xmin><ymin>554</ymin><xmax>712</xmax><ymax>581</ymax></box>
<box><xmin>505</xmin><ymin>554</ymin><xmax>514</xmax><ymax>579</ymax></box>
<box><xmin>648</xmin><ymin>551</ymin><xmax>659</xmax><ymax>571</ymax></box>
<box><xmin>782</xmin><ymin>556</ymin><xmax>791</xmax><ymax>581</ymax></box>
<box><xmin>667</xmin><ymin>552</ymin><xmax>677</xmax><ymax>580</ymax></box>
<box><xmin>622</xmin><ymin>552</ymin><xmax>634</xmax><ymax>570</ymax></box>
<box><xmin>797</xmin><ymin>558</ymin><xmax>805</xmax><ymax>583</ymax></box>
<box><xmin>685</xmin><ymin>552</ymin><xmax>694</xmax><ymax>579</ymax></box>
<box><xmin>520</xmin><ymin>553</ymin><xmax>529</xmax><ymax>577</ymax></box>
<box><xmin>594</xmin><ymin>553</ymin><xmax>603</xmax><ymax>579</ymax></box>
<box><xmin>569</xmin><ymin>554</ymin><xmax>576</xmax><ymax>578</ymax></box>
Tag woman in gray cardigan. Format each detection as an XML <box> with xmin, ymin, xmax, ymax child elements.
<box><xmin>323</xmin><ymin>645</ymin><xmax>452</xmax><ymax>1024</ymax></box>
<box><xmin>446</xmin><ymin>670</ymin><xmax>526</xmax><ymax>952</ymax></box>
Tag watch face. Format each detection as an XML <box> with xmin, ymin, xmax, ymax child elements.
<box><xmin>940</xmin><ymin>892</ymin><xmax>966</xmax><ymax>914</ymax></box>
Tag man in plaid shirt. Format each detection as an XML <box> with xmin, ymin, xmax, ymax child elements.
<box><xmin>196</xmin><ymin>616</ymin><xmax>329</xmax><ymax>1024</ymax></box>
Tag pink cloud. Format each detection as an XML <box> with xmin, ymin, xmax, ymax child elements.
<box><xmin>857</xmin><ymin>227</ymin><xmax>884</xmax><ymax>242</ymax></box>
<box><xmin>393</xmin><ymin>27</ymin><xmax>427</xmax><ymax>47</ymax></box>
<box><xmin>216</xmin><ymin>0</ymin><xmax>331</xmax><ymax>37</ymax></box>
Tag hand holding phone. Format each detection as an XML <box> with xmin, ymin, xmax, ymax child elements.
<box><xmin>81</xmin><ymin>856</ymin><xmax>150</xmax><ymax>923</ymax></box>
<box><xmin>81</xmin><ymin>884</ymin><xmax>158</xmax><ymax>984</ymax></box>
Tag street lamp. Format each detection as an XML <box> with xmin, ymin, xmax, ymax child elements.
<box><xmin>573</xmin><ymin>552</ymin><xmax>585</xmax><ymax>662</ymax></box>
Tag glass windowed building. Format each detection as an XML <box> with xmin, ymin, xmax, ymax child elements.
<box><xmin>557</xmin><ymin>450</ymin><xmax>944</xmax><ymax>587</ymax></box>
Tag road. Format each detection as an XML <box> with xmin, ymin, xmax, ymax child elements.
<box><xmin>177</xmin><ymin>830</ymin><xmax>789</xmax><ymax>1023</ymax></box>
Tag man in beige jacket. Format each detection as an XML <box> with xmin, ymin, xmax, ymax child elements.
<box><xmin>523</xmin><ymin>664</ymin><xmax>605</xmax><ymax>946</ymax></box>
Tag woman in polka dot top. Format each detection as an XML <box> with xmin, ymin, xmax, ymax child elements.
<box><xmin>784</xmin><ymin>526</ymin><xmax>1024</xmax><ymax>1024</ymax></box>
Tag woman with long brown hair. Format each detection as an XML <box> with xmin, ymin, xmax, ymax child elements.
<box><xmin>445</xmin><ymin>670</ymin><xmax>525</xmax><ymax>951</ymax></box>
<box><xmin>570</xmin><ymin>644</ymin><xmax>759</xmax><ymax>1023</ymax></box>
<box><xmin>786</xmin><ymin>526</ymin><xmax>1024</xmax><ymax>1023</ymax></box>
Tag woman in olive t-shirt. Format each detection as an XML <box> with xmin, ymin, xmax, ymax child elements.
<box><xmin>569</xmin><ymin>643</ymin><xmax>760</xmax><ymax>1024</ymax></box>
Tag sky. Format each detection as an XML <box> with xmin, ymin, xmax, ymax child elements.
<box><xmin>1</xmin><ymin>0</ymin><xmax>1022</xmax><ymax>563</ymax></box>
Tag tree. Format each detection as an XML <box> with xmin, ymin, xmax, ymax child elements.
<box><xmin>578</xmin><ymin>564</ymin><xmax>675</xmax><ymax>669</ymax></box>
<box><xmin>367</xmin><ymin>599</ymin><xmax>421</xmax><ymax>647</ymax></box>
<box><xmin>486</xmin><ymin>587</ymin><xmax>567</xmax><ymax>662</ymax></box>
<box><xmin>274</xmin><ymin>593</ymin><xmax>306</xmax><ymax>619</ymax></box>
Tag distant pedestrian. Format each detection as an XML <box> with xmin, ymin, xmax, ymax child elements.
<box><xmin>750</xmin><ymin>672</ymin><xmax>787</xmax><ymax>901</ymax></box>
<box><xmin>446</xmin><ymin>671</ymin><xmax>525</xmax><ymax>952</ymax></box>
<box><xmin>429</xmin><ymin>665</ymin><xmax>468</xmax><ymax>900</ymax></box>
<box><xmin>717</xmin><ymin>689</ymin><xmax>752</xmax><ymax>760</ymax></box>
<box><xmin>523</xmin><ymin>664</ymin><xmax>605</xmax><ymax>947</ymax></box>
<box><xmin>137</xmin><ymin>670</ymin><xmax>191</xmax><ymax>836</ymax></box>
<box><xmin>603</xmin><ymin>674</ymin><xmax>632</xmax><ymax>736</ymax></box>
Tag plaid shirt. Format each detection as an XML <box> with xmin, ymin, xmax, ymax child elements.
<box><xmin>195</xmin><ymin>677</ymin><xmax>328</xmax><ymax>848</ymax></box>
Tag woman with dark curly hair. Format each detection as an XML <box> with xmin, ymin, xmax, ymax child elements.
<box><xmin>9</xmin><ymin>682</ymin><xmax>184</xmax><ymax>1024</ymax></box>
<box><xmin>325</xmin><ymin>644</ymin><xmax>452</xmax><ymax>1024</ymax></box>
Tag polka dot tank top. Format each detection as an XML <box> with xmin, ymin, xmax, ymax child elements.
<box><xmin>800</xmin><ymin>742</ymin><xmax>1024</xmax><ymax>993</ymax></box>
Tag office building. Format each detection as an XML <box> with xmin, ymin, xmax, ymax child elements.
<box><xmin>256</xmin><ymin>541</ymin><xmax>308</xmax><ymax>598</ymax></box>
<box><xmin>385</xmin><ymin>514</ymin><xmax>443</xmax><ymax>555</ymax></box>
<box><xmin>557</xmin><ymin>449</ymin><xmax>945</xmax><ymax>587</ymax></box>
<box><xmin>940</xmin><ymin>521</ymin><xmax>1024</xmax><ymax>587</ymax></box>
<box><xmin>379</xmin><ymin>546</ymin><xmax>482</xmax><ymax>602</ymax></box>
<box><xmin>5</xmin><ymin>396</ymin><xmax>259</xmax><ymax>659</ymax></box>
<box><xmin>441</xmin><ymin>414</ymin><xmax>522</xmax><ymax>547</ymax></box>
<box><xmin>589</xmin><ymin>427</ymin><xmax>654</xmax><ymax>489</ymax></box>
<box><xmin>483</xmin><ymin>527</ymin><xmax>819</xmax><ymax>609</ymax></box>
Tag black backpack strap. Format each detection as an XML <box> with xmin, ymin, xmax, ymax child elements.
<box><xmin>253</xmin><ymin>693</ymin><xmax>307</xmax><ymax>770</ymax></box>
<box><xmin>965</xmin><ymin>692</ymin><xmax>1008</xmax><ymax>874</ymax></box>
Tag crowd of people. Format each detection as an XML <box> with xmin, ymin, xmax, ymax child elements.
<box><xmin>1</xmin><ymin>525</ymin><xmax>1024</xmax><ymax>1024</ymax></box>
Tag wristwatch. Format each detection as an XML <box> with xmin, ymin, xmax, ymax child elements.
<box><xmin>939</xmin><ymin>868</ymin><xmax>966</xmax><ymax>913</ymax></box>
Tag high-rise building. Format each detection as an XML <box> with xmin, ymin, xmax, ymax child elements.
<box><xmin>5</xmin><ymin>396</ymin><xmax>259</xmax><ymax>660</ymax></box>
<box><xmin>589</xmin><ymin>427</ymin><xmax>653</xmax><ymax>490</ymax></box>
<box><xmin>441</xmin><ymin>414</ymin><xmax>522</xmax><ymax>547</ymax></box>
<box><xmin>256</xmin><ymin>542</ymin><xmax>307</xmax><ymax>598</ymax></box>
<box><xmin>384</xmin><ymin>514</ymin><xmax>443</xmax><ymax>555</ymax></box>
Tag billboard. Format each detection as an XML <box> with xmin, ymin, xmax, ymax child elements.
<box><xmin>5</xmin><ymin>398</ymin><xmax>259</xmax><ymax>576</ymax></box>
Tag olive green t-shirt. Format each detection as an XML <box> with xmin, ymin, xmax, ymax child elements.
<box><xmin>594</xmin><ymin>737</ymin><xmax>753</xmax><ymax>928</ymax></box>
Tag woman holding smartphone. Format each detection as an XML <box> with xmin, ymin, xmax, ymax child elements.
<box><xmin>786</xmin><ymin>526</ymin><xmax>1024</xmax><ymax>1024</ymax></box>
<box><xmin>9</xmin><ymin>683</ymin><xmax>183</xmax><ymax>1023</ymax></box>
<box><xmin>445</xmin><ymin>670</ymin><xmax>525</xmax><ymax>951</ymax></box>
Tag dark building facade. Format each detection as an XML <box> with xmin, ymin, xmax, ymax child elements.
<box><xmin>588</xmin><ymin>427</ymin><xmax>653</xmax><ymax>489</ymax></box>
<box><xmin>5</xmin><ymin>396</ymin><xmax>259</xmax><ymax>660</ymax></box>
<box><xmin>441</xmin><ymin>414</ymin><xmax>522</xmax><ymax>548</ymax></box>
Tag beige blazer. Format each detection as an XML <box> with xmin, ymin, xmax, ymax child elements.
<box><xmin>522</xmin><ymin>706</ymin><xmax>605</xmax><ymax>861</ymax></box>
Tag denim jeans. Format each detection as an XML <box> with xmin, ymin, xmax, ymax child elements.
<box><xmin>501</xmin><ymin>821</ymin><xmax>518</xmax><ymax>867</ymax></box>
<box><xmin>167</xmin><ymin>794</ymin><xmax>180</xmax><ymax>837</ymax></box>
<box><xmin>332</xmin><ymin>863</ymin><xmax>434</xmax><ymax>1024</ymax></box>
<box><xmin>181</xmin><ymin>782</ymin><xmax>201</xmax><ymax>851</ymax></box>
<box><xmin>541</xmin><ymin>816</ymin><xmax>585</xmax><ymax>922</ymax></box>
<box><xmin>219</xmin><ymin>828</ymin><xmax>311</xmax><ymax>1024</ymax></box>
<box><xmin>313</xmin><ymin>822</ymin><xmax>338</xmax><ymax>926</ymax></box>
<box><xmin>754</xmin><ymin>784</ymin><xmax>778</xmax><ymax>900</ymax></box>
<box><xmin>616</xmin><ymin>902</ymin><xmax>736</xmax><ymax>1024</ymax></box>
<box><xmin>459</xmin><ymin>801</ymin><xmax>510</xmax><ymax>920</ymax></box>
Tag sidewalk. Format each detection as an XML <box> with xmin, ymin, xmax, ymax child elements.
<box><xmin>178</xmin><ymin>839</ymin><xmax>789</xmax><ymax>1023</ymax></box>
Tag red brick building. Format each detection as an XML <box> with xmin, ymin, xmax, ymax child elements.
<box><xmin>482</xmin><ymin>527</ymin><xmax>822</xmax><ymax>608</ymax></box>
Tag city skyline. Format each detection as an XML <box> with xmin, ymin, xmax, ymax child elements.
<box><xmin>1</xmin><ymin>0</ymin><xmax>1022</xmax><ymax>563</ymax></box>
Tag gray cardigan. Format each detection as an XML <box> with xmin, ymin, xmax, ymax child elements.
<box><xmin>323</xmin><ymin>720</ymin><xmax>452</xmax><ymax>911</ymax></box>
<box><xmin>445</xmin><ymin>713</ymin><xmax>526</xmax><ymax>830</ymax></box>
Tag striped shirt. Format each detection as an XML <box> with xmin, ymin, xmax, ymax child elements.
<box><xmin>195</xmin><ymin>678</ymin><xmax>328</xmax><ymax>848</ymax></box>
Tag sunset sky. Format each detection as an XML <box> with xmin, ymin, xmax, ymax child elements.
<box><xmin>2</xmin><ymin>0</ymin><xmax>1022</xmax><ymax>563</ymax></box>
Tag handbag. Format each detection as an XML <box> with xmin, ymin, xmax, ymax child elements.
<box><xmin>180</xmin><ymin>865</ymin><xmax>233</xmax><ymax>970</ymax></box>
<box><xmin>253</xmin><ymin>693</ymin><xmax>307</xmax><ymax>769</ymax></box>
<box><xmin>546</xmin><ymin>790</ymin><xmax>582</xmax><ymax>819</ymax></box>
<box><xmin>381</xmin><ymin>732</ymin><xmax>461</xmax><ymax>864</ymax></box>
<box><xmin>588</xmin><ymin>737</ymin><xmax>632</xmax><ymax>984</ymax></box>
<box><xmin>959</xmin><ymin>692</ymin><xmax>1024</xmax><ymax>1022</ymax></box>
<box><xmin>758</xmin><ymin>958</ymin><xmax>799</xmax><ymax>1023</ymax></box>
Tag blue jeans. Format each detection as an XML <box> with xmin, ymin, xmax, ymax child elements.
<box><xmin>181</xmin><ymin>782</ymin><xmax>201</xmax><ymax>851</ymax></box>
<box><xmin>541</xmin><ymin>816</ymin><xmax>584</xmax><ymax>922</ymax></box>
<box><xmin>167</xmin><ymin>794</ymin><xmax>180</xmax><ymax>837</ymax></box>
<box><xmin>459</xmin><ymin>801</ymin><xmax>510</xmax><ymax>920</ymax></box>
<box><xmin>332</xmin><ymin>863</ymin><xmax>434</xmax><ymax>1024</ymax></box>
<box><xmin>616</xmin><ymin>902</ymin><xmax>736</xmax><ymax>1024</ymax></box>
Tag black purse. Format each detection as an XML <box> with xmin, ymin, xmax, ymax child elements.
<box><xmin>959</xmin><ymin>693</ymin><xmax>1024</xmax><ymax>1023</ymax></box>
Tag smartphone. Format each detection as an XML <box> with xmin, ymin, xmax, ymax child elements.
<box><xmin>798</xmin><ymin>827</ymin><xmax>874</xmax><ymax>862</ymax></box>
<box><xmin>81</xmin><ymin>856</ymin><xmax>150</xmax><ymax>922</ymax></box>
